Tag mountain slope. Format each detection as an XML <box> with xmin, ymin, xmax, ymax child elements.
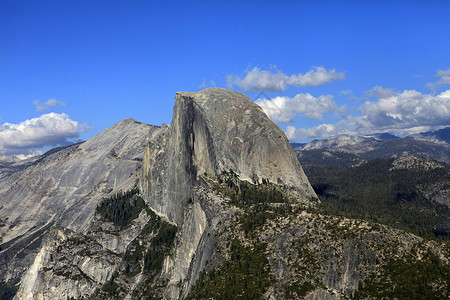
<box><xmin>303</xmin><ymin>156</ymin><xmax>450</xmax><ymax>237</ymax></box>
<box><xmin>139</xmin><ymin>88</ymin><xmax>317</xmax><ymax>298</ymax></box>
<box><xmin>2</xmin><ymin>88</ymin><xmax>317</xmax><ymax>299</ymax></box>
<box><xmin>295</xmin><ymin>135</ymin><xmax>450</xmax><ymax>165</ymax></box>
<box><xmin>0</xmin><ymin>119</ymin><xmax>165</xmax><ymax>294</ymax></box>
<box><xmin>408</xmin><ymin>127</ymin><xmax>450</xmax><ymax>144</ymax></box>
<box><xmin>1</xmin><ymin>88</ymin><xmax>448</xmax><ymax>300</ymax></box>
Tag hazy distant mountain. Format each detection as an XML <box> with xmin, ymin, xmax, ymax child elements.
<box><xmin>362</xmin><ymin>132</ymin><xmax>399</xmax><ymax>141</ymax></box>
<box><xmin>293</xmin><ymin>130</ymin><xmax>450</xmax><ymax>165</ymax></box>
<box><xmin>295</xmin><ymin>130</ymin><xmax>450</xmax><ymax>238</ymax></box>
<box><xmin>407</xmin><ymin>127</ymin><xmax>450</xmax><ymax>144</ymax></box>
<box><xmin>294</xmin><ymin>133</ymin><xmax>399</xmax><ymax>151</ymax></box>
<box><xmin>290</xmin><ymin>142</ymin><xmax>306</xmax><ymax>150</ymax></box>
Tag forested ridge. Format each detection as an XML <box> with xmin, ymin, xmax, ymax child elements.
<box><xmin>303</xmin><ymin>157</ymin><xmax>450</xmax><ymax>239</ymax></box>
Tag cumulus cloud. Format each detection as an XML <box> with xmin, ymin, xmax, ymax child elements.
<box><xmin>426</xmin><ymin>69</ymin><xmax>450</xmax><ymax>91</ymax></box>
<box><xmin>255</xmin><ymin>93</ymin><xmax>339</xmax><ymax>123</ymax></box>
<box><xmin>285</xmin><ymin>124</ymin><xmax>335</xmax><ymax>141</ymax></box>
<box><xmin>227</xmin><ymin>66</ymin><xmax>345</xmax><ymax>92</ymax></box>
<box><xmin>0</xmin><ymin>113</ymin><xmax>80</xmax><ymax>157</ymax></box>
<box><xmin>34</xmin><ymin>99</ymin><xmax>67</xmax><ymax>111</ymax></box>
<box><xmin>286</xmin><ymin>88</ymin><xmax>450</xmax><ymax>141</ymax></box>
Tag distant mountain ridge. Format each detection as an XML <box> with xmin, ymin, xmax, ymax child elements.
<box><xmin>293</xmin><ymin>133</ymin><xmax>397</xmax><ymax>152</ymax></box>
<box><xmin>407</xmin><ymin>127</ymin><xmax>450</xmax><ymax>144</ymax></box>
<box><xmin>292</xmin><ymin>127</ymin><xmax>450</xmax><ymax>165</ymax></box>
<box><xmin>293</xmin><ymin>127</ymin><xmax>449</xmax><ymax>150</ymax></box>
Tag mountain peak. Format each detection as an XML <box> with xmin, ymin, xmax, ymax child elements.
<box><xmin>116</xmin><ymin>117</ymin><xmax>139</xmax><ymax>125</ymax></box>
<box><xmin>176</xmin><ymin>88</ymin><xmax>264</xmax><ymax>113</ymax></box>
<box><xmin>174</xmin><ymin>88</ymin><xmax>313</xmax><ymax>191</ymax></box>
<box><xmin>407</xmin><ymin>127</ymin><xmax>450</xmax><ymax>144</ymax></box>
<box><xmin>141</xmin><ymin>88</ymin><xmax>316</xmax><ymax>224</ymax></box>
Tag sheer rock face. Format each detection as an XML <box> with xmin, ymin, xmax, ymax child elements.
<box><xmin>176</xmin><ymin>88</ymin><xmax>314</xmax><ymax>193</ymax></box>
<box><xmin>1</xmin><ymin>88</ymin><xmax>318</xmax><ymax>299</ymax></box>
<box><xmin>137</xmin><ymin>88</ymin><xmax>317</xmax><ymax>298</ymax></box>
<box><xmin>141</xmin><ymin>88</ymin><xmax>316</xmax><ymax>225</ymax></box>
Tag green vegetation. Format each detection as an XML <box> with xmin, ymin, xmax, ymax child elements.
<box><xmin>186</xmin><ymin>171</ymin><xmax>319</xmax><ymax>299</ymax></box>
<box><xmin>211</xmin><ymin>170</ymin><xmax>299</xmax><ymax>233</ymax></box>
<box><xmin>210</xmin><ymin>170</ymin><xmax>305</xmax><ymax>235</ymax></box>
<box><xmin>0</xmin><ymin>280</ymin><xmax>18</xmax><ymax>300</ymax></box>
<box><xmin>96</xmin><ymin>187</ymin><xmax>146</xmax><ymax>228</ymax></box>
<box><xmin>214</xmin><ymin>170</ymin><xmax>290</xmax><ymax>207</ymax></box>
<box><xmin>122</xmin><ymin>207</ymin><xmax>177</xmax><ymax>277</ymax></box>
<box><xmin>200</xmin><ymin>166</ymin><xmax>449</xmax><ymax>299</ymax></box>
<box><xmin>99</xmin><ymin>204</ymin><xmax>177</xmax><ymax>299</ymax></box>
<box><xmin>283</xmin><ymin>281</ymin><xmax>315</xmax><ymax>299</ymax></box>
<box><xmin>101</xmin><ymin>279</ymin><xmax>120</xmax><ymax>296</ymax></box>
<box><xmin>304</xmin><ymin>158</ymin><xmax>450</xmax><ymax>239</ymax></box>
<box><xmin>143</xmin><ymin>219</ymin><xmax>177</xmax><ymax>274</ymax></box>
<box><xmin>354</xmin><ymin>251</ymin><xmax>449</xmax><ymax>299</ymax></box>
<box><xmin>122</xmin><ymin>237</ymin><xmax>146</xmax><ymax>277</ymax></box>
<box><xmin>92</xmin><ymin>167</ymin><xmax>448</xmax><ymax>299</ymax></box>
<box><xmin>186</xmin><ymin>239</ymin><xmax>273</xmax><ymax>300</ymax></box>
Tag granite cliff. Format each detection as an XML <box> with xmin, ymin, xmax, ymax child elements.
<box><xmin>0</xmin><ymin>88</ymin><xmax>316</xmax><ymax>299</ymax></box>
<box><xmin>0</xmin><ymin>88</ymin><xmax>448</xmax><ymax>300</ymax></box>
<box><xmin>140</xmin><ymin>88</ymin><xmax>315</xmax><ymax>225</ymax></box>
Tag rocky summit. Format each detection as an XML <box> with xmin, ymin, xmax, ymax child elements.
<box><xmin>0</xmin><ymin>88</ymin><xmax>449</xmax><ymax>300</ymax></box>
<box><xmin>140</xmin><ymin>88</ymin><xmax>316</xmax><ymax>225</ymax></box>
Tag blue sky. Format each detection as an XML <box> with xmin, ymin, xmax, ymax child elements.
<box><xmin>1</xmin><ymin>0</ymin><xmax>450</xmax><ymax>158</ymax></box>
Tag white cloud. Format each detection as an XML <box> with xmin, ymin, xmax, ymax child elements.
<box><xmin>364</xmin><ymin>85</ymin><xmax>397</xmax><ymax>99</ymax></box>
<box><xmin>0</xmin><ymin>113</ymin><xmax>80</xmax><ymax>156</ymax></box>
<box><xmin>426</xmin><ymin>69</ymin><xmax>450</xmax><ymax>91</ymax></box>
<box><xmin>286</xmin><ymin>124</ymin><xmax>338</xmax><ymax>141</ymax></box>
<box><xmin>361</xmin><ymin>89</ymin><xmax>450</xmax><ymax>129</ymax></box>
<box><xmin>286</xmin><ymin>88</ymin><xmax>450</xmax><ymax>141</ymax></box>
<box><xmin>34</xmin><ymin>99</ymin><xmax>67</xmax><ymax>111</ymax></box>
<box><xmin>228</xmin><ymin>66</ymin><xmax>345</xmax><ymax>92</ymax></box>
<box><xmin>287</xmin><ymin>67</ymin><xmax>345</xmax><ymax>87</ymax></box>
<box><xmin>255</xmin><ymin>93</ymin><xmax>339</xmax><ymax>123</ymax></box>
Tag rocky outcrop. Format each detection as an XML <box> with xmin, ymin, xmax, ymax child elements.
<box><xmin>14</xmin><ymin>226</ymin><xmax>123</xmax><ymax>300</ymax></box>
<box><xmin>141</xmin><ymin>88</ymin><xmax>316</xmax><ymax>225</ymax></box>
<box><xmin>138</xmin><ymin>88</ymin><xmax>317</xmax><ymax>298</ymax></box>
<box><xmin>0</xmin><ymin>119</ymin><xmax>164</xmax><ymax>295</ymax></box>
<box><xmin>4</xmin><ymin>88</ymin><xmax>402</xmax><ymax>300</ymax></box>
<box><xmin>0</xmin><ymin>119</ymin><xmax>162</xmax><ymax>243</ymax></box>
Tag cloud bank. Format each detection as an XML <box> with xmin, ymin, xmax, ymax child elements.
<box><xmin>228</xmin><ymin>66</ymin><xmax>345</xmax><ymax>92</ymax></box>
<box><xmin>285</xmin><ymin>88</ymin><xmax>450</xmax><ymax>141</ymax></box>
<box><xmin>0</xmin><ymin>113</ymin><xmax>80</xmax><ymax>157</ymax></box>
<box><xmin>255</xmin><ymin>93</ymin><xmax>339</xmax><ymax>123</ymax></box>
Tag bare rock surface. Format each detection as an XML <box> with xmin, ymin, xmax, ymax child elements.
<box><xmin>1</xmin><ymin>88</ymin><xmax>317</xmax><ymax>299</ymax></box>
<box><xmin>2</xmin><ymin>88</ymin><xmax>444</xmax><ymax>300</ymax></box>
<box><xmin>141</xmin><ymin>88</ymin><xmax>316</xmax><ymax>225</ymax></box>
<box><xmin>0</xmin><ymin>119</ymin><xmax>163</xmax><ymax>290</ymax></box>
